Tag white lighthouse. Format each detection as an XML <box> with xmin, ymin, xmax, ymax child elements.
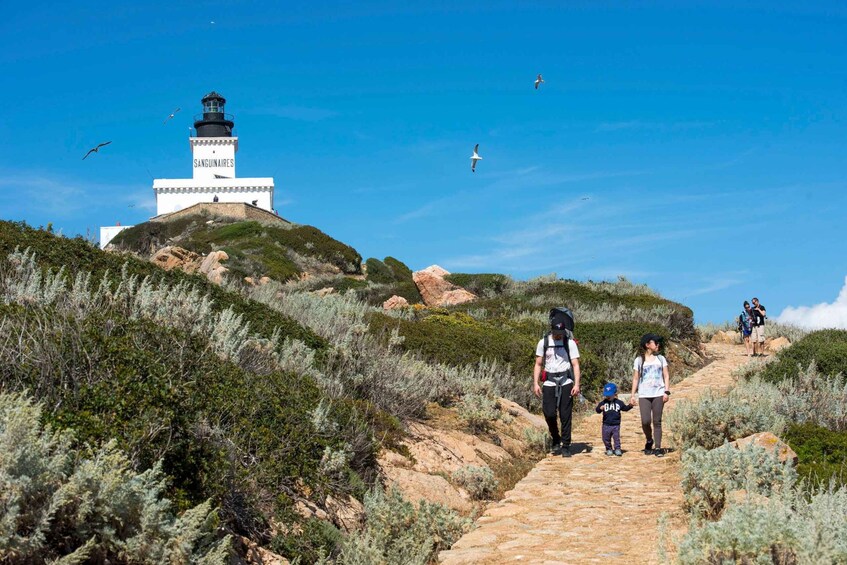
<box><xmin>99</xmin><ymin>92</ymin><xmax>277</xmax><ymax>248</ymax></box>
<box><xmin>153</xmin><ymin>91</ymin><xmax>275</xmax><ymax>215</ymax></box>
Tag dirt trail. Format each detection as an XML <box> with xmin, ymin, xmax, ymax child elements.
<box><xmin>439</xmin><ymin>343</ymin><xmax>750</xmax><ymax>565</ymax></box>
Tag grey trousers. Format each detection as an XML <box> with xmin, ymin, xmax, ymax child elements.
<box><xmin>639</xmin><ymin>396</ymin><xmax>665</xmax><ymax>449</ymax></box>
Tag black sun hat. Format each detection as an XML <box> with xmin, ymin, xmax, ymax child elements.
<box><xmin>640</xmin><ymin>333</ymin><xmax>664</xmax><ymax>348</ymax></box>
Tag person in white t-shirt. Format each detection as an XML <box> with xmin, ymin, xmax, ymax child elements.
<box><xmin>630</xmin><ymin>333</ymin><xmax>671</xmax><ymax>457</ymax></box>
<box><xmin>533</xmin><ymin>329</ymin><xmax>581</xmax><ymax>457</ymax></box>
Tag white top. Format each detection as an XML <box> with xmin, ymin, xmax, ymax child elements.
<box><xmin>633</xmin><ymin>355</ymin><xmax>668</xmax><ymax>398</ymax></box>
<box><xmin>536</xmin><ymin>337</ymin><xmax>580</xmax><ymax>387</ymax></box>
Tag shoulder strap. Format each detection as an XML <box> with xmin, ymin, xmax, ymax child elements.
<box><xmin>541</xmin><ymin>333</ymin><xmax>549</xmax><ymax>372</ymax></box>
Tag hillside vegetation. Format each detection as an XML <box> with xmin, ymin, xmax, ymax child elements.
<box><xmin>110</xmin><ymin>214</ymin><xmax>362</xmax><ymax>282</ymax></box>
<box><xmin>665</xmin><ymin>329</ymin><xmax>847</xmax><ymax>563</ymax></box>
<box><xmin>1</xmin><ymin>219</ymin><xmax>702</xmax><ymax>563</ymax></box>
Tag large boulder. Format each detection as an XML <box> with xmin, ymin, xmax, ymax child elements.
<box><xmin>766</xmin><ymin>336</ymin><xmax>791</xmax><ymax>353</ymax></box>
<box><xmin>730</xmin><ymin>431</ymin><xmax>798</xmax><ymax>465</ymax></box>
<box><xmin>710</xmin><ymin>330</ymin><xmax>740</xmax><ymax>344</ymax></box>
<box><xmin>412</xmin><ymin>265</ymin><xmax>477</xmax><ymax>308</ymax></box>
<box><xmin>199</xmin><ymin>250</ymin><xmax>229</xmax><ymax>285</ymax></box>
<box><xmin>383</xmin><ymin>295</ymin><xmax>410</xmax><ymax>310</ymax></box>
<box><xmin>150</xmin><ymin>246</ymin><xmax>202</xmax><ymax>273</ymax></box>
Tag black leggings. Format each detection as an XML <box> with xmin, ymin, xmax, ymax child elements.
<box><xmin>639</xmin><ymin>396</ymin><xmax>665</xmax><ymax>449</ymax></box>
<box><xmin>542</xmin><ymin>382</ymin><xmax>574</xmax><ymax>447</ymax></box>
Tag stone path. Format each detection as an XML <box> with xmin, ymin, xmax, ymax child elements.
<box><xmin>439</xmin><ymin>343</ymin><xmax>752</xmax><ymax>565</ymax></box>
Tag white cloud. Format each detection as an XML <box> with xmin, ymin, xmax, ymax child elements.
<box><xmin>776</xmin><ymin>277</ymin><xmax>847</xmax><ymax>329</ymax></box>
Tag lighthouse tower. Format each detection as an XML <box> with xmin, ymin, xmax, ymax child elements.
<box><xmin>152</xmin><ymin>91</ymin><xmax>275</xmax><ymax>216</ymax></box>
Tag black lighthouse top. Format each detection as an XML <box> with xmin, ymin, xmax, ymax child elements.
<box><xmin>193</xmin><ymin>91</ymin><xmax>235</xmax><ymax>137</ymax></box>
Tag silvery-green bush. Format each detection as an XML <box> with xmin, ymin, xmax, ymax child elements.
<box><xmin>0</xmin><ymin>392</ymin><xmax>229</xmax><ymax>564</ymax></box>
<box><xmin>458</xmin><ymin>393</ymin><xmax>501</xmax><ymax>433</ymax></box>
<box><xmin>452</xmin><ymin>465</ymin><xmax>498</xmax><ymax>500</ymax></box>
<box><xmin>332</xmin><ymin>486</ymin><xmax>470</xmax><ymax>565</ymax></box>
<box><xmin>666</xmin><ymin>384</ymin><xmax>783</xmax><ymax>451</ymax></box>
<box><xmin>680</xmin><ymin>444</ymin><xmax>797</xmax><ymax>519</ymax></box>
<box><xmin>676</xmin><ymin>484</ymin><xmax>847</xmax><ymax>564</ymax></box>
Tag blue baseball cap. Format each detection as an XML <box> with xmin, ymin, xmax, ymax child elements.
<box><xmin>602</xmin><ymin>383</ymin><xmax>617</xmax><ymax>397</ymax></box>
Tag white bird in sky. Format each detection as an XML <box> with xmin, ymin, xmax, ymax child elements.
<box><xmin>163</xmin><ymin>108</ymin><xmax>180</xmax><ymax>124</ymax></box>
<box><xmin>82</xmin><ymin>141</ymin><xmax>111</xmax><ymax>160</ymax></box>
<box><xmin>470</xmin><ymin>144</ymin><xmax>482</xmax><ymax>173</ymax></box>
<box><xmin>534</xmin><ymin>74</ymin><xmax>544</xmax><ymax>89</ymax></box>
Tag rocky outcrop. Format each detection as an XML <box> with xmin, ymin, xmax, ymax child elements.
<box><xmin>150</xmin><ymin>246</ymin><xmax>202</xmax><ymax>273</ymax></box>
<box><xmin>378</xmin><ymin>399</ymin><xmax>547</xmax><ymax>515</ymax></box>
<box><xmin>730</xmin><ymin>431</ymin><xmax>798</xmax><ymax>465</ymax></box>
<box><xmin>383</xmin><ymin>295</ymin><xmax>409</xmax><ymax>310</ymax></box>
<box><xmin>326</xmin><ymin>494</ymin><xmax>365</xmax><ymax>533</ymax></box>
<box><xmin>766</xmin><ymin>336</ymin><xmax>791</xmax><ymax>352</ymax></box>
<box><xmin>412</xmin><ymin>265</ymin><xmax>477</xmax><ymax>308</ymax></box>
<box><xmin>199</xmin><ymin>250</ymin><xmax>229</xmax><ymax>285</ymax></box>
<box><xmin>710</xmin><ymin>330</ymin><xmax>740</xmax><ymax>344</ymax></box>
<box><xmin>147</xmin><ymin>246</ymin><xmax>230</xmax><ymax>285</ymax></box>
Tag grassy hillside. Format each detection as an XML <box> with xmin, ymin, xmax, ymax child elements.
<box><xmin>110</xmin><ymin>215</ymin><xmax>362</xmax><ymax>283</ymax></box>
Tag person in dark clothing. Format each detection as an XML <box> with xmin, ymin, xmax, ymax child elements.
<box><xmin>533</xmin><ymin>326</ymin><xmax>582</xmax><ymax>458</ymax></box>
<box><xmin>596</xmin><ymin>383</ymin><xmax>633</xmax><ymax>456</ymax></box>
<box><xmin>751</xmin><ymin>297</ymin><xmax>767</xmax><ymax>356</ymax></box>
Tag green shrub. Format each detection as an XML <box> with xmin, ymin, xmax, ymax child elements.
<box><xmin>365</xmin><ymin>258</ymin><xmax>395</xmax><ymax>284</ymax></box>
<box><xmin>680</xmin><ymin>444</ymin><xmax>796</xmax><ymax>519</ymax></box>
<box><xmin>335</xmin><ymin>487</ymin><xmax>470</xmax><ymax>565</ymax></box>
<box><xmin>383</xmin><ymin>257</ymin><xmax>413</xmax><ymax>281</ymax></box>
<box><xmin>759</xmin><ymin>329</ymin><xmax>847</xmax><ymax>384</ymax></box>
<box><xmin>0</xmin><ymin>393</ymin><xmax>230</xmax><ymax>564</ymax></box>
<box><xmin>270</xmin><ymin>516</ymin><xmax>342</xmax><ymax>563</ymax></box>
<box><xmin>784</xmin><ymin>423</ymin><xmax>847</xmax><ymax>488</ymax></box>
<box><xmin>452</xmin><ymin>465</ymin><xmax>498</xmax><ymax>500</ymax></box>
<box><xmin>367</xmin><ymin>311</ymin><xmax>608</xmax><ymax>405</ymax></box>
<box><xmin>444</xmin><ymin>273</ymin><xmax>513</xmax><ymax>296</ymax></box>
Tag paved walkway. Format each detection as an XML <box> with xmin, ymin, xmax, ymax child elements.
<box><xmin>439</xmin><ymin>343</ymin><xmax>751</xmax><ymax>565</ymax></box>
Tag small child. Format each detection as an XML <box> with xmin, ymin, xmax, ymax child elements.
<box><xmin>595</xmin><ymin>383</ymin><xmax>633</xmax><ymax>456</ymax></box>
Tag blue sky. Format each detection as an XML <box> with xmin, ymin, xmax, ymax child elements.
<box><xmin>2</xmin><ymin>1</ymin><xmax>846</xmax><ymax>324</ymax></box>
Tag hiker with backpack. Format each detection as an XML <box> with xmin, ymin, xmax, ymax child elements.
<box><xmin>629</xmin><ymin>333</ymin><xmax>671</xmax><ymax>457</ymax></box>
<box><xmin>533</xmin><ymin>308</ymin><xmax>581</xmax><ymax>458</ymax></box>
<box><xmin>738</xmin><ymin>301</ymin><xmax>754</xmax><ymax>356</ymax></box>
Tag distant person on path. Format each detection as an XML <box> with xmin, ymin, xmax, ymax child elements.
<box><xmin>739</xmin><ymin>301</ymin><xmax>754</xmax><ymax>356</ymax></box>
<box><xmin>213</xmin><ymin>195</ymin><xmax>219</xmax><ymax>202</ymax></box>
<box><xmin>533</xmin><ymin>308</ymin><xmax>581</xmax><ymax>458</ymax></box>
<box><xmin>630</xmin><ymin>333</ymin><xmax>671</xmax><ymax>457</ymax></box>
<box><xmin>751</xmin><ymin>297</ymin><xmax>767</xmax><ymax>356</ymax></box>
<box><xmin>595</xmin><ymin>382</ymin><xmax>633</xmax><ymax>456</ymax></box>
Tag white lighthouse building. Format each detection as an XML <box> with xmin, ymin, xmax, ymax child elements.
<box><xmin>154</xmin><ymin>91</ymin><xmax>274</xmax><ymax>215</ymax></box>
<box><xmin>99</xmin><ymin>91</ymin><xmax>276</xmax><ymax>248</ymax></box>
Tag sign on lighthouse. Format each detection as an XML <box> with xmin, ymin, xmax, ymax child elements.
<box><xmin>153</xmin><ymin>91</ymin><xmax>275</xmax><ymax>216</ymax></box>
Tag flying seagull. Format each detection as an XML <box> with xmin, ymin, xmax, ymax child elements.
<box><xmin>470</xmin><ymin>144</ymin><xmax>482</xmax><ymax>173</ymax></box>
<box><xmin>534</xmin><ymin>74</ymin><xmax>544</xmax><ymax>90</ymax></box>
<box><xmin>82</xmin><ymin>141</ymin><xmax>112</xmax><ymax>160</ymax></box>
<box><xmin>163</xmin><ymin>108</ymin><xmax>180</xmax><ymax>124</ymax></box>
